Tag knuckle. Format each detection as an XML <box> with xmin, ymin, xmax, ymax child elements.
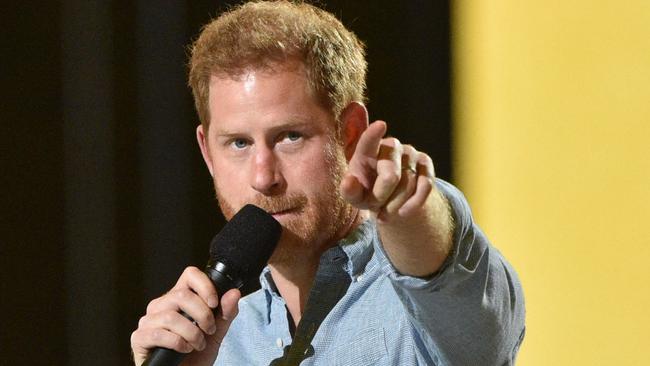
<box><xmin>403</xmin><ymin>144</ymin><xmax>416</xmax><ymax>154</ymax></box>
<box><xmin>146</xmin><ymin>298</ymin><xmax>159</xmax><ymax>314</ymax></box>
<box><xmin>130</xmin><ymin>329</ymin><xmax>141</xmax><ymax>347</ymax></box>
<box><xmin>421</xmin><ymin>153</ymin><xmax>434</xmax><ymax>166</ymax></box>
<box><xmin>183</xmin><ymin>266</ymin><xmax>200</xmax><ymax>277</ymax></box>
<box><xmin>162</xmin><ymin>311</ymin><xmax>177</xmax><ymax>326</ymax></box>
<box><xmin>381</xmin><ymin>137</ymin><xmax>402</xmax><ymax>155</ymax></box>
<box><xmin>420</xmin><ymin>178</ymin><xmax>434</xmax><ymax>195</ymax></box>
<box><xmin>174</xmin><ymin>288</ymin><xmax>192</xmax><ymax>301</ymax></box>
<box><xmin>382</xmin><ymin>171</ymin><xmax>400</xmax><ymax>186</ymax></box>
<box><xmin>392</xmin><ymin>139</ymin><xmax>403</xmax><ymax>154</ymax></box>
<box><xmin>138</xmin><ymin>315</ymin><xmax>148</xmax><ymax>328</ymax></box>
<box><xmin>386</xmin><ymin>137</ymin><xmax>400</xmax><ymax>146</ymax></box>
<box><xmin>418</xmin><ymin>154</ymin><xmax>435</xmax><ymax>177</ymax></box>
<box><xmin>150</xmin><ymin>328</ymin><xmax>164</xmax><ymax>343</ymax></box>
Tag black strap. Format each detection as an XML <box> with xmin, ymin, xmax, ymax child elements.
<box><xmin>269</xmin><ymin>257</ymin><xmax>351</xmax><ymax>366</ymax></box>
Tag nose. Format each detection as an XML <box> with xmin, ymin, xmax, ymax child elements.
<box><xmin>251</xmin><ymin>145</ymin><xmax>284</xmax><ymax>195</ymax></box>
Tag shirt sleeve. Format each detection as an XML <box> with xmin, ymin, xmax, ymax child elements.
<box><xmin>374</xmin><ymin>179</ymin><xmax>526</xmax><ymax>365</ymax></box>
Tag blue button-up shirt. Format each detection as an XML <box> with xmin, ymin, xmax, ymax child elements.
<box><xmin>215</xmin><ymin>180</ymin><xmax>526</xmax><ymax>365</ymax></box>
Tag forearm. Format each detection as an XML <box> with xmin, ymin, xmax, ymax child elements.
<box><xmin>377</xmin><ymin>185</ymin><xmax>453</xmax><ymax>277</ymax></box>
<box><xmin>377</xmin><ymin>180</ymin><xmax>526</xmax><ymax>365</ymax></box>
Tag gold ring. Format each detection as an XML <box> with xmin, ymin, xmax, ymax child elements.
<box><xmin>401</xmin><ymin>166</ymin><xmax>417</xmax><ymax>175</ymax></box>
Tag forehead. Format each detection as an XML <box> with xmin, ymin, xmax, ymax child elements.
<box><xmin>207</xmin><ymin>63</ymin><xmax>333</xmax><ymax>132</ymax></box>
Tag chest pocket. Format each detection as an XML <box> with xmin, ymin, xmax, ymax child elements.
<box><xmin>329</xmin><ymin>325</ymin><xmax>387</xmax><ymax>366</ymax></box>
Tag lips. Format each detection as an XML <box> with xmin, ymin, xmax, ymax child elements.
<box><xmin>270</xmin><ymin>208</ymin><xmax>296</xmax><ymax>216</ymax></box>
<box><xmin>248</xmin><ymin>194</ymin><xmax>308</xmax><ymax>218</ymax></box>
<box><xmin>268</xmin><ymin>206</ymin><xmax>304</xmax><ymax>218</ymax></box>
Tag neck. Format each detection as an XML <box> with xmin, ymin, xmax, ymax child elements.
<box><xmin>268</xmin><ymin>207</ymin><xmax>366</xmax><ymax>326</ymax></box>
<box><xmin>268</xmin><ymin>257</ymin><xmax>319</xmax><ymax>327</ymax></box>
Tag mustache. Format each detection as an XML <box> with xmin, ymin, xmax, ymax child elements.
<box><xmin>249</xmin><ymin>193</ymin><xmax>308</xmax><ymax>214</ymax></box>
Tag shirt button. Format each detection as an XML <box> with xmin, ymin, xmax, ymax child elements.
<box><xmin>276</xmin><ymin>338</ymin><xmax>283</xmax><ymax>348</ymax></box>
<box><xmin>356</xmin><ymin>274</ymin><xmax>364</xmax><ymax>282</ymax></box>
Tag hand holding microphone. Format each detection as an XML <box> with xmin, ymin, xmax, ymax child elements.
<box><xmin>130</xmin><ymin>205</ymin><xmax>281</xmax><ymax>366</ymax></box>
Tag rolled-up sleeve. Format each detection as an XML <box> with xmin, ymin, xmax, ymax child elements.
<box><xmin>375</xmin><ymin>179</ymin><xmax>526</xmax><ymax>365</ymax></box>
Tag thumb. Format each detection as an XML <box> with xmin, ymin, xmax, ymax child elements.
<box><xmin>211</xmin><ymin>288</ymin><xmax>240</xmax><ymax>341</ymax></box>
<box><xmin>218</xmin><ymin>288</ymin><xmax>240</xmax><ymax>322</ymax></box>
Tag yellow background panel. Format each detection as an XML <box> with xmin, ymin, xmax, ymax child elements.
<box><xmin>452</xmin><ymin>1</ymin><xmax>650</xmax><ymax>365</ymax></box>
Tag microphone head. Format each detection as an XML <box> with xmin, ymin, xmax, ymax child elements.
<box><xmin>209</xmin><ymin>204</ymin><xmax>282</xmax><ymax>290</ymax></box>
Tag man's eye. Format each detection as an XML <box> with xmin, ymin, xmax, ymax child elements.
<box><xmin>231</xmin><ymin>139</ymin><xmax>248</xmax><ymax>149</ymax></box>
<box><xmin>284</xmin><ymin>131</ymin><xmax>302</xmax><ymax>142</ymax></box>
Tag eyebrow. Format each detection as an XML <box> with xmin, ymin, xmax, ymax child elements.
<box><xmin>213</xmin><ymin>119</ymin><xmax>315</xmax><ymax>138</ymax></box>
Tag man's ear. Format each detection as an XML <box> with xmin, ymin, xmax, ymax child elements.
<box><xmin>339</xmin><ymin>102</ymin><xmax>369</xmax><ymax>161</ymax></box>
<box><xmin>196</xmin><ymin>124</ymin><xmax>214</xmax><ymax>177</ymax></box>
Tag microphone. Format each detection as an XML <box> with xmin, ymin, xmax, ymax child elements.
<box><xmin>143</xmin><ymin>204</ymin><xmax>282</xmax><ymax>366</ymax></box>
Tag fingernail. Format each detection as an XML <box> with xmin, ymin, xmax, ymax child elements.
<box><xmin>207</xmin><ymin>295</ymin><xmax>219</xmax><ymax>308</ymax></box>
<box><xmin>208</xmin><ymin>324</ymin><xmax>217</xmax><ymax>335</ymax></box>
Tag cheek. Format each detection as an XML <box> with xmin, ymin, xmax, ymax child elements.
<box><xmin>213</xmin><ymin>166</ymin><xmax>248</xmax><ymax>201</ymax></box>
<box><xmin>285</xmin><ymin>154</ymin><xmax>330</xmax><ymax>187</ymax></box>
<box><xmin>287</xmin><ymin>149</ymin><xmax>345</xmax><ymax>195</ymax></box>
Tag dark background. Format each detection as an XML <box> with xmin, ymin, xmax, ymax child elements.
<box><xmin>2</xmin><ymin>1</ymin><xmax>451</xmax><ymax>364</ymax></box>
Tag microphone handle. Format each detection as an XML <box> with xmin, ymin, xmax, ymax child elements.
<box><xmin>142</xmin><ymin>265</ymin><xmax>243</xmax><ymax>366</ymax></box>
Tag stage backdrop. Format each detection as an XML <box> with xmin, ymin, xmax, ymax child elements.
<box><xmin>3</xmin><ymin>1</ymin><xmax>450</xmax><ymax>365</ymax></box>
<box><xmin>453</xmin><ymin>1</ymin><xmax>650</xmax><ymax>365</ymax></box>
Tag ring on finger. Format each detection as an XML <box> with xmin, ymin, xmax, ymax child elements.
<box><xmin>401</xmin><ymin>165</ymin><xmax>417</xmax><ymax>175</ymax></box>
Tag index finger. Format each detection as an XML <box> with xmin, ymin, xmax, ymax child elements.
<box><xmin>352</xmin><ymin>120</ymin><xmax>387</xmax><ymax>159</ymax></box>
<box><xmin>173</xmin><ymin>266</ymin><xmax>219</xmax><ymax>309</ymax></box>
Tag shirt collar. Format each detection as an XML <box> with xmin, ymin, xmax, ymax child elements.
<box><xmin>337</xmin><ymin>218</ymin><xmax>376</xmax><ymax>277</ymax></box>
<box><xmin>258</xmin><ymin>219</ymin><xmax>377</xmax><ymax>318</ymax></box>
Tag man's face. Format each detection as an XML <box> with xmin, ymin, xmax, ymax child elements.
<box><xmin>197</xmin><ymin>63</ymin><xmax>356</xmax><ymax>263</ymax></box>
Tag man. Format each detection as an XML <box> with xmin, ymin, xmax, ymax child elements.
<box><xmin>131</xmin><ymin>1</ymin><xmax>525</xmax><ymax>365</ymax></box>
